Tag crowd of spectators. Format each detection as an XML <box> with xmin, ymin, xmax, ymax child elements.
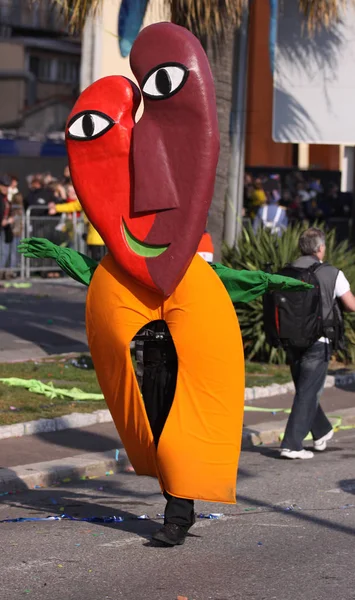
<box><xmin>244</xmin><ymin>171</ymin><xmax>352</xmax><ymax>231</ymax></box>
<box><xmin>0</xmin><ymin>166</ymin><xmax>105</xmax><ymax>279</ymax></box>
<box><xmin>0</xmin><ymin>166</ymin><xmax>352</xmax><ymax>279</ymax></box>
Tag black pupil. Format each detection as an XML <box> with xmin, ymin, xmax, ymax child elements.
<box><xmin>82</xmin><ymin>114</ymin><xmax>95</xmax><ymax>137</ymax></box>
<box><xmin>155</xmin><ymin>69</ymin><xmax>172</xmax><ymax>95</ymax></box>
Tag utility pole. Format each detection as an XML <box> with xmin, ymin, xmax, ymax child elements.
<box><xmin>224</xmin><ymin>2</ymin><xmax>250</xmax><ymax>248</ymax></box>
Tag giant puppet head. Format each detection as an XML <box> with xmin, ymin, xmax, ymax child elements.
<box><xmin>66</xmin><ymin>22</ymin><xmax>219</xmax><ymax>296</ymax></box>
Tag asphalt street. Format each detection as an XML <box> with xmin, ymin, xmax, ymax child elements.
<box><xmin>1</xmin><ymin>430</ymin><xmax>355</xmax><ymax>600</ymax></box>
<box><xmin>0</xmin><ymin>281</ymin><xmax>88</xmax><ymax>362</ymax></box>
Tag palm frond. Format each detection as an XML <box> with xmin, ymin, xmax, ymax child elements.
<box><xmin>299</xmin><ymin>0</ymin><xmax>355</xmax><ymax>30</ymax></box>
<box><xmin>53</xmin><ymin>0</ymin><xmax>101</xmax><ymax>32</ymax></box>
<box><xmin>53</xmin><ymin>0</ymin><xmax>355</xmax><ymax>37</ymax></box>
<box><xmin>168</xmin><ymin>0</ymin><xmax>247</xmax><ymax>38</ymax></box>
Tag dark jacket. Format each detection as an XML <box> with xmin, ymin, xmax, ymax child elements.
<box><xmin>24</xmin><ymin>187</ymin><xmax>56</xmax><ymax>216</ymax></box>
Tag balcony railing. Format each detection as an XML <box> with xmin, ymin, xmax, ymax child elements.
<box><xmin>0</xmin><ymin>0</ymin><xmax>68</xmax><ymax>33</ymax></box>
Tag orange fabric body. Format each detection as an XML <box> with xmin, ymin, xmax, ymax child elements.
<box><xmin>86</xmin><ymin>253</ymin><xmax>244</xmax><ymax>503</ymax></box>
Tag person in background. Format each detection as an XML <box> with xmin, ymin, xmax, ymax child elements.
<box><xmin>0</xmin><ymin>174</ymin><xmax>10</xmax><ymax>225</ymax></box>
<box><xmin>48</xmin><ymin>198</ymin><xmax>106</xmax><ymax>262</ymax></box>
<box><xmin>318</xmin><ymin>182</ymin><xmax>339</xmax><ymax>224</ymax></box>
<box><xmin>43</xmin><ymin>172</ymin><xmax>55</xmax><ymax>187</ymax></box>
<box><xmin>24</xmin><ymin>176</ymin><xmax>60</xmax><ymax>278</ymax></box>
<box><xmin>24</xmin><ymin>176</ymin><xmax>56</xmax><ymax>216</ymax></box>
<box><xmin>7</xmin><ymin>175</ymin><xmax>19</xmax><ymax>204</ymax></box>
<box><xmin>0</xmin><ymin>174</ymin><xmax>11</xmax><ymax>278</ymax></box>
<box><xmin>0</xmin><ymin>192</ymin><xmax>24</xmax><ymax>278</ymax></box>
<box><xmin>249</xmin><ymin>178</ymin><xmax>267</xmax><ymax>220</ymax></box>
<box><xmin>47</xmin><ymin>180</ymin><xmax>67</xmax><ymax>202</ymax></box>
<box><xmin>62</xmin><ymin>165</ymin><xmax>71</xmax><ymax>186</ymax></box>
<box><xmin>253</xmin><ymin>189</ymin><xmax>288</xmax><ymax>236</ymax></box>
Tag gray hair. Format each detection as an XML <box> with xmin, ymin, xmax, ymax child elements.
<box><xmin>299</xmin><ymin>228</ymin><xmax>325</xmax><ymax>256</ymax></box>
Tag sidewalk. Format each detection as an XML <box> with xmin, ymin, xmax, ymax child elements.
<box><xmin>1</xmin><ymin>384</ymin><xmax>354</xmax><ymax>494</ymax></box>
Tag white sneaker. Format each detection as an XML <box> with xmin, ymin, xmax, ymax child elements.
<box><xmin>280</xmin><ymin>448</ymin><xmax>314</xmax><ymax>459</ymax></box>
<box><xmin>313</xmin><ymin>429</ymin><xmax>334</xmax><ymax>452</ymax></box>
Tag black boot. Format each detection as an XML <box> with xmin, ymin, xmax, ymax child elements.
<box><xmin>152</xmin><ymin>511</ymin><xmax>196</xmax><ymax>546</ymax></box>
<box><xmin>152</xmin><ymin>493</ymin><xmax>195</xmax><ymax>546</ymax></box>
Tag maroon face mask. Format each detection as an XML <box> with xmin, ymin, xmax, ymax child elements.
<box><xmin>67</xmin><ymin>23</ymin><xmax>219</xmax><ymax>296</ymax></box>
<box><xmin>130</xmin><ymin>23</ymin><xmax>219</xmax><ymax>295</ymax></box>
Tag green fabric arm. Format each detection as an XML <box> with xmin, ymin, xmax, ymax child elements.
<box><xmin>18</xmin><ymin>238</ymin><xmax>98</xmax><ymax>287</ymax></box>
<box><xmin>211</xmin><ymin>263</ymin><xmax>313</xmax><ymax>303</ymax></box>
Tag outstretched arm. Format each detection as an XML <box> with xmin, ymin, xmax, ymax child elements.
<box><xmin>211</xmin><ymin>263</ymin><xmax>312</xmax><ymax>303</ymax></box>
<box><xmin>18</xmin><ymin>238</ymin><xmax>98</xmax><ymax>286</ymax></box>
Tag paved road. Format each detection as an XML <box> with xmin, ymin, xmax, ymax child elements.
<box><xmin>1</xmin><ymin>430</ymin><xmax>355</xmax><ymax>600</ymax></box>
<box><xmin>0</xmin><ymin>281</ymin><xmax>88</xmax><ymax>361</ymax></box>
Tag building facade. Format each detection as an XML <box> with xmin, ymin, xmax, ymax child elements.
<box><xmin>0</xmin><ymin>0</ymin><xmax>80</xmax><ymax>135</ymax></box>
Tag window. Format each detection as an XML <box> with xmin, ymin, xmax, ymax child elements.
<box><xmin>57</xmin><ymin>59</ymin><xmax>80</xmax><ymax>84</ymax></box>
<box><xmin>28</xmin><ymin>55</ymin><xmax>79</xmax><ymax>84</ymax></box>
<box><xmin>29</xmin><ymin>55</ymin><xmax>52</xmax><ymax>81</ymax></box>
<box><xmin>39</xmin><ymin>58</ymin><xmax>52</xmax><ymax>81</ymax></box>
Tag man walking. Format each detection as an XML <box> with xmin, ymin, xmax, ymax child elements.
<box><xmin>280</xmin><ymin>228</ymin><xmax>355</xmax><ymax>459</ymax></box>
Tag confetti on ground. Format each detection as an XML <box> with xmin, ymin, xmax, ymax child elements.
<box><xmin>257</xmin><ymin>541</ymin><xmax>263</xmax><ymax>546</ymax></box>
<box><xmin>115</xmin><ymin>449</ymin><xmax>120</xmax><ymax>461</ymax></box>
<box><xmin>105</xmin><ymin>470</ymin><xmax>114</xmax><ymax>476</ymax></box>
<box><xmin>0</xmin><ymin>512</ymin><xmax>224</xmax><ymax>524</ymax></box>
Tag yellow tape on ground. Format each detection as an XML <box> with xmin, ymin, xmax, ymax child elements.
<box><xmin>244</xmin><ymin>406</ymin><xmax>355</xmax><ymax>441</ymax></box>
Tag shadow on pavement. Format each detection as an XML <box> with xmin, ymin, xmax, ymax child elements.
<box><xmin>35</xmin><ymin>427</ymin><xmax>122</xmax><ymax>454</ymax></box>
<box><xmin>237</xmin><ymin>493</ymin><xmax>355</xmax><ymax>537</ymax></box>
<box><xmin>0</xmin><ymin>288</ymin><xmax>88</xmax><ymax>356</ymax></box>
<box><xmin>338</xmin><ymin>479</ymin><xmax>355</xmax><ymax>495</ymax></box>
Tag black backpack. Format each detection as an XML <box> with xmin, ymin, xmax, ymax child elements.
<box><xmin>263</xmin><ymin>263</ymin><xmax>343</xmax><ymax>350</ymax></box>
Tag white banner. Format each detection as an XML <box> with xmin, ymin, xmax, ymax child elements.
<box><xmin>273</xmin><ymin>0</ymin><xmax>355</xmax><ymax>144</ymax></box>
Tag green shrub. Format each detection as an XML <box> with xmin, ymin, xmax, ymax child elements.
<box><xmin>223</xmin><ymin>223</ymin><xmax>355</xmax><ymax>364</ymax></box>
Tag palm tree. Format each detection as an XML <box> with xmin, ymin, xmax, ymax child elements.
<box><xmin>57</xmin><ymin>0</ymin><xmax>348</xmax><ymax>260</ymax></box>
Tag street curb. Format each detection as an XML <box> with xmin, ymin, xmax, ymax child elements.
<box><xmin>0</xmin><ymin>409</ymin><xmax>113</xmax><ymax>441</ymax></box>
<box><xmin>0</xmin><ymin>449</ymin><xmax>130</xmax><ymax>494</ymax></box>
<box><xmin>1</xmin><ymin>408</ymin><xmax>355</xmax><ymax>494</ymax></box>
<box><xmin>1</xmin><ymin>372</ymin><xmax>355</xmax><ymax>441</ymax></box>
<box><xmin>242</xmin><ymin>407</ymin><xmax>355</xmax><ymax>447</ymax></box>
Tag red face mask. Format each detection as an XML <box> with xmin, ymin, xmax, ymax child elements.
<box><xmin>66</xmin><ymin>23</ymin><xmax>219</xmax><ymax>296</ymax></box>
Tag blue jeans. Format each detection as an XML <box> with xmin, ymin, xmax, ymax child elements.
<box><xmin>0</xmin><ymin>234</ymin><xmax>20</xmax><ymax>270</ymax></box>
<box><xmin>281</xmin><ymin>342</ymin><xmax>333</xmax><ymax>451</ymax></box>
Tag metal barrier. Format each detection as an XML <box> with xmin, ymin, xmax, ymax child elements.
<box><xmin>0</xmin><ymin>204</ymin><xmax>25</xmax><ymax>279</ymax></box>
<box><xmin>24</xmin><ymin>205</ymin><xmax>85</xmax><ymax>278</ymax></box>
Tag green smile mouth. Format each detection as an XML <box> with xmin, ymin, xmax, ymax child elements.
<box><xmin>123</xmin><ymin>220</ymin><xmax>169</xmax><ymax>258</ymax></box>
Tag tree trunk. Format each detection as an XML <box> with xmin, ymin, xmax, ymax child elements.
<box><xmin>169</xmin><ymin>11</ymin><xmax>236</xmax><ymax>262</ymax></box>
<box><xmin>206</xmin><ymin>25</ymin><xmax>235</xmax><ymax>261</ymax></box>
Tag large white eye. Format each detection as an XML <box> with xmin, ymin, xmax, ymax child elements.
<box><xmin>142</xmin><ymin>63</ymin><xmax>189</xmax><ymax>100</ymax></box>
<box><xmin>67</xmin><ymin>111</ymin><xmax>114</xmax><ymax>141</ymax></box>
